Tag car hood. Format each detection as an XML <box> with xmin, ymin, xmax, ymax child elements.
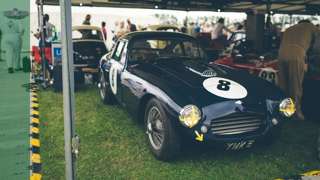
<box><xmin>130</xmin><ymin>58</ymin><xmax>284</xmax><ymax>108</ymax></box>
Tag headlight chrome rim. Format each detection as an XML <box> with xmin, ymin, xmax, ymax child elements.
<box><xmin>179</xmin><ymin>105</ymin><xmax>201</xmax><ymax>128</ymax></box>
<box><xmin>279</xmin><ymin>98</ymin><xmax>296</xmax><ymax>117</ymax></box>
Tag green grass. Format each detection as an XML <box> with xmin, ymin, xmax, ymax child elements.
<box><xmin>39</xmin><ymin>87</ymin><xmax>320</xmax><ymax>180</ymax></box>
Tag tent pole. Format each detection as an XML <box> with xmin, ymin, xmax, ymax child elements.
<box><xmin>59</xmin><ymin>0</ymin><xmax>76</xmax><ymax>179</ymax></box>
<box><xmin>36</xmin><ymin>0</ymin><xmax>47</xmax><ymax>87</ymax></box>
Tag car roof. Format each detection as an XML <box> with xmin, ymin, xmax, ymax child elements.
<box><xmin>119</xmin><ymin>31</ymin><xmax>195</xmax><ymax>41</ymax></box>
<box><xmin>72</xmin><ymin>25</ymin><xmax>101</xmax><ymax>31</ymax></box>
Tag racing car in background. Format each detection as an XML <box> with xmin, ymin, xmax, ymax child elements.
<box><xmin>214</xmin><ymin>54</ymin><xmax>279</xmax><ymax>84</ymax></box>
<box><xmin>98</xmin><ymin>31</ymin><xmax>295</xmax><ymax>161</ymax></box>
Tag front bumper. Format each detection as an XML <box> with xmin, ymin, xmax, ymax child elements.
<box><xmin>181</xmin><ymin>115</ymin><xmax>282</xmax><ymax>143</ymax></box>
<box><xmin>174</xmin><ymin>100</ymin><xmax>285</xmax><ymax>147</ymax></box>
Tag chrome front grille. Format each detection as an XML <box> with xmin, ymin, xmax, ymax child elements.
<box><xmin>210</xmin><ymin>112</ymin><xmax>264</xmax><ymax>136</ymax></box>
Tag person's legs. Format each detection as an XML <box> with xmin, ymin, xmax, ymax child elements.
<box><xmin>14</xmin><ymin>39</ymin><xmax>22</xmax><ymax>70</ymax></box>
<box><xmin>288</xmin><ymin>57</ymin><xmax>305</xmax><ymax>120</ymax></box>
<box><xmin>12</xmin><ymin>42</ymin><xmax>19</xmax><ymax>71</ymax></box>
<box><xmin>5</xmin><ymin>42</ymin><xmax>14</xmax><ymax>73</ymax></box>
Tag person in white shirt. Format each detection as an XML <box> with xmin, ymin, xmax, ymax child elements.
<box><xmin>2</xmin><ymin>20</ymin><xmax>24</xmax><ymax>73</ymax></box>
<box><xmin>33</xmin><ymin>14</ymin><xmax>55</xmax><ymax>46</ymax></box>
<box><xmin>211</xmin><ymin>18</ymin><xmax>232</xmax><ymax>40</ymax></box>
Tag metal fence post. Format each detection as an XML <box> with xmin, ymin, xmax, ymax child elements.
<box><xmin>59</xmin><ymin>0</ymin><xmax>76</xmax><ymax>179</ymax></box>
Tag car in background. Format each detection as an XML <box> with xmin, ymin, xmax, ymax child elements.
<box><xmin>98</xmin><ymin>31</ymin><xmax>295</xmax><ymax>161</ymax></box>
<box><xmin>143</xmin><ymin>25</ymin><xmax>181</xmax><ymax>32</ymax></box>
<box><xmin>53</xmin><ymin>25</ymin><xmax>108</xmax><ymax>91</ymax></box>
<box><xmin>214</xmin><ymin>55</ymin><xmax>279</xmax><ymax>84</ymax></box>
<box><xmin>72</xmin><ymin>25</ymin><xmax>108</xmax><ymax>69</ymax></box>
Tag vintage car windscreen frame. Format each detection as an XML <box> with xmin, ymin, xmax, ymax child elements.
<box><xmin>125</xmin><ymin>37</ymin><xmax>207</xmax><ymax>65</ymax></box>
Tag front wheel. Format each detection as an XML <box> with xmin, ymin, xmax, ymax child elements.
<box><xmin>144</xmin><ymin>98</ymin><xmax>180</xmax><ymax>161</ymax></box>
<box><xmin>99</xmin><ymin>71</ymin><xmax>115</xmax><ymax>105</ymax></box>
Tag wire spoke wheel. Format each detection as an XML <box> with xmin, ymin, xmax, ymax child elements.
<box><xmin>147</xmin><ymin>106</ymin><xmax>164</xmax><ymax>150</ymax></box>
<box><xmin>99</xmin><ymin>72</ymin><xmax>106</xmax><ymax>99</ymax></box>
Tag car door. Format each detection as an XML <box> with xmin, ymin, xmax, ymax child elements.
<box><xmin>108</xmin><ymin>40</ymin><xmax>127</xmax><ymax>104</ymax></box>
<box><xmin>120</xmin><ymin>43</ymin><xmax>149</xmax><ymax>114</ymax></box>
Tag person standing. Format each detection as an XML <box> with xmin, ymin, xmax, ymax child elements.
<box><xmin>187</xmin><ymin>22</ymin><xmax>196</xmax><ymax>37</ymax></box>
<box><xmin>116</xmin><ymin>21</ymin><xmax>128</xmax><ymax>39</ymax></box>
<box><xmin>278</xmin><ymin>20</ymin><xmax>318</xmax><ymax>120</ymax></box>
<box><xmin>2</xmin><ymin>20</ymin><xmax>23</xmax><ymax>73</ymax></box>
<box><xmin>101</xmin><ymin>21</ymin><xmax>107</xmax><ymax>41</ymax></box>
<box><xmin>210</xmin><ymin>18</ymin><xmax>232</xmax><ymax>42</ymax></box>
<box><xmin>34</xmin><ymin>14</ymin><xmax>55</xmax><ymax>47</ymax></box>
<box><xmin>43</xmin><ymin>14</ymin><xmax>55</xmax><ymax>46</ymax></box>
<box><xmin>83</xmin><ymin>14</ymin><xmax>91</xmax><ymax>25</ymax></box>
<box><xmin>127</xmin><ymin>19</ymin><xmax>137</xmax><ymax>32</ymax></box>
<box><xmin>81</xmin><ymin>14</ymin><xmax>92</xmax><ymax>39</ymax></box>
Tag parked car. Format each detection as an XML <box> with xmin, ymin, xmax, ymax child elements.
<box><xmin>143</xmin><ymin>25</ymin><xmax>181</xmax><ymax>32</ymax></box>
<box><xmin>53</xmin><ymin>25</ymin><xmax>108</xmax><ymax>91</ymax></box>
<box><xmin>98</xmin><ymin>31</ymin><xmax>295</xmax><ymax>161</ymax></box>
<box><xmin>214</xmin><ymin>55</ymin><xmax>279</xmax><ymax>84</ymax></box>
<box><xmin>72</xmin><ymin>25</ymin><xmax>108</xmax><ymax>69</ymax></box>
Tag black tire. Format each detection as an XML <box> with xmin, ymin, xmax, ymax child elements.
<box><xmin>144</xmin><ymin>98</ymin><xmax>180</xmax><ymax>161</ymax></box>
<box><xmin>263</xmin><ymin>127</ymin><xmax>281</xmax><ymax>146</ymax></box>
<box><xmin>99</xmin><ymin>71</ymin><xmax>115</xmax><ymax>105</ymax></box>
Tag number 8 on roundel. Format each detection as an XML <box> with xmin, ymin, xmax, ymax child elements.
<box><xmin>217</xmin><ymin>80</ymin><xmax>231</xmax><ymax>91</ymax></box>
<box><xmin>203</xmin><ymin>77</ymin><xmax>248</xmax><ymax>99</ymax></box>
<box><xmin>109</xmin><ymin>65</ymin><xmax>117</xmax><ymax>95</ymax></box>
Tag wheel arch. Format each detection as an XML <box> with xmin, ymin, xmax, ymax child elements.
<box><xmin>138</xmin><ymin>93</ymin><xmax>156</xmax><ymax>123</ymax></box>
<box><xmin>137</xmin><ymin>92</ymin><xmax>179</xmax><ymax>124</ymax></box>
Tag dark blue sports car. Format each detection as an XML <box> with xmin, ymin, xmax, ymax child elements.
<box><xmin>98</xmin><ymin>31</ymin><xmax>295</xmax><ymax>161</ymax></box>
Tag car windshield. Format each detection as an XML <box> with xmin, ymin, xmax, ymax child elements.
<box><xmin>128</xmin><ymin>37</ymin><xmax>206</xmax><ymax>63</ymax></box>
<box><xmin>72</xmin><ymin>29</ymin><xmax>103</xmax><ymax>40</ymax></box>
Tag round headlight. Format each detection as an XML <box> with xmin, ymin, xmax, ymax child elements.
<box><xmin>179</xmin><ymin>105</ymin><xmax>201</xmax><ymax>128</ymax></box>
<box><xmin>279</xmin><ymin>98</ymin><xmax>296</xmax><ymax>117</ymax></box>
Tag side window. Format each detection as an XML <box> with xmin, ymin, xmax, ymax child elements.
<box><xmin>112</xmin><ymin>41</ymin><xmax>126</xmax><ymax>61</ymax></box>
<box><xmin>173</xmin><ymin>43</ymin><xmax>183</xmax><ymax>55</ymax></box>
<box><xmin>182</xmin><ymin>41</ymin><xmax>199</xmax><ymax>58</ymax></box>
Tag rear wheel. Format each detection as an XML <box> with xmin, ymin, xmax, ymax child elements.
<box><xmin>144</xmin><ymin>98</ymin><xmax>180</xmax><ymax>161</ymax></box>
<box><xmin>99</xmin><ymin>71</ymin><xmax>115</xmax><ymax>105</ymax></box>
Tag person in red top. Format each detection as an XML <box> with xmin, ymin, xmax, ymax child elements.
<box><xmin>101</xmin><ymin>21</ymin><xmax>107</xmax><ymax>41</ymax></box>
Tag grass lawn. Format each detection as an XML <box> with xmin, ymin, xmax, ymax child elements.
<box><xmin>39</xmin><ymin>86</ymin><xmax>320</xmax><ymax>180</ymax></box>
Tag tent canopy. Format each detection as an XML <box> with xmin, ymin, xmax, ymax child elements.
<box><xmin>43</xmin><ymin>0</ymin><xmax>320</xmax><ymax>15</ymax></box>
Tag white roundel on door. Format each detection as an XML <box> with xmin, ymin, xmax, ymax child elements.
<box><xmin>203</xmin><ymin>77</ymin><xmax>247</xmax><ymax>99</ymax></box>
<box><xmin>109</xmin><ymin>65</ymin><xmax>117</xmax><ymax>95</ymax></box>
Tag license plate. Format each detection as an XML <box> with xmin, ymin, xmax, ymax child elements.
<box><xmin>226</xmin><ymin>140</ymin><xmax>255</xmax><ymax>150</ymax></box>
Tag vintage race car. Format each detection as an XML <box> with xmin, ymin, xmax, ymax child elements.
<box><xmin>98</xmin><ymin>31</ymin><xmax>295</xmax><ymax>161</ymax></box>
<box><xmin>214</xmin><ymin>55</ymin><xmax>279</xmax><ymax>84</ymax></box>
